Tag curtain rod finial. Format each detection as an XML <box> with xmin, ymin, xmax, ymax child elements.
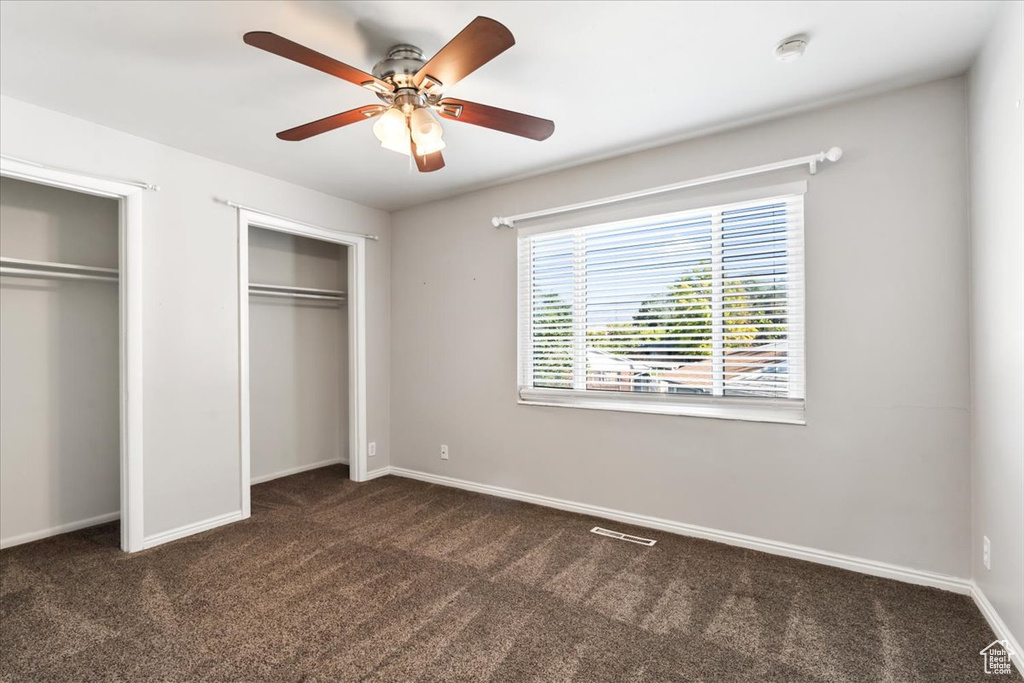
<box><xmin>825</xmin><ymin>147</ymin><xmax>843</xmax><ymax>162</ymax></box>
<box><xmin>492</xmin><ymin>216</ymin><xmax>511</xmax><ymax>229</ymax></box>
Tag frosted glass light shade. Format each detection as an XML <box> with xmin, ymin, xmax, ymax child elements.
<box><xmin>380</xmin><ymin>135</ymin><xmax>411</xmax><ymax>156</ymax></box>
<box><xmin>409</xmin><ymin>107</ymin><xmax>443</xmax><ymax>147</ymax></box>
<box><xmin>373</xmin><ymin>108</ymin><xmax>408</xmax><ymax>146</ymax></box>
<box><xmin>414</xmin><ymin>137</ymin><xmax>446</xmax><ymax>155</ymax></box>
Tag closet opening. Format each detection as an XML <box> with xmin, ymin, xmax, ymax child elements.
<box><xmin>237</xmin><ymin>210</ymin><xmax>369</xmax><ymax>519</ymax></box>
<box><xmin>0</xmin><ymin>159</ymin><xmax>144</xmax><ymax>553</ymax></box>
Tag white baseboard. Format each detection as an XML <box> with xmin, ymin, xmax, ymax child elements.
<box><xmin>142</xmin><ymin>510</ymin><xmax>244</xmax><ymax>550</ymax></box>
<box><xmin>971</xmin><ymin>581</ymin><xmax>1024</xmax><ymax>676</ymax></box>
<box><xmin>144</xmin><ymin>460</ymin><xmax>351</xmax><ymax>550</ymax></box>
<box><xmin>363</xmin><ymin>466</ymin><xmax>394</xmax><ymax>481</ymax></box>
<box><xmin>0</xmin><ymin>511</ymin><xmax>120</xmax><ymax>549</ymax></box>
<box><xmin>385</xmin><ymin>466</ymin><xmax>970</xmax><ymax>595</ymax></box>
<box><xmin>250</xmin><ymin>458</ymin><xmax>348</xmax><ymax>485</ymax></box>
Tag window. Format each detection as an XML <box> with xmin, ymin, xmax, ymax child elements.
<box><xmin>517</xmin><ymin>190</ymin><xmax>805</xmax><ymax>424</ymax></box>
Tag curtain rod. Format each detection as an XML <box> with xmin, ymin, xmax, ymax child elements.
<box><xmin>0</xmin><ymin>154</ymin><xmax>160</xmax><ymax>191</ymax></box>
<box><xmin>491</xmin><ymin>147</ymin><xmax>842</xmax><ymax>229</ymax></box>
<box><xmin>216</xmin><ymin>198</ymin><xmax>380</xmax><ymax>242</ymax></box>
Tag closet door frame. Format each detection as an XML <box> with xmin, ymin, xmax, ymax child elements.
<box><xmin>0</xmin><ymin>156</ymin><xmax>145</xmax><ymax>553</ymax></box>
<box><xmin>237</xmin><ymin>209</ymin><xmax>370</xmax><ymax>518</ymax></box>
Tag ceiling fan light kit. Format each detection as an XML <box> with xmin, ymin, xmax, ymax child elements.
<box><xmin>243</xmin><ymin>17</ymin><xmax>555</xmax><ymax>173</ymax></box>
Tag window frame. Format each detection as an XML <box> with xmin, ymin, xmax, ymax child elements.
<box><xmin>516</xmin><ymin>186</ymin><xmax>806</xmax><ymax>425</ymax></box>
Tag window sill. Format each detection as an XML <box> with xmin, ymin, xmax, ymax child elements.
<box><xmin>518</xmin><ymin>388</ymin><xmax>805</xmax><ymax>425</ymax></box>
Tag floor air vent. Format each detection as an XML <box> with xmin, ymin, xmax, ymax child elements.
<box><xmin>590</xmin><ymin>526</ymin><xmax>657</xmax><ymax>546</ymax></box>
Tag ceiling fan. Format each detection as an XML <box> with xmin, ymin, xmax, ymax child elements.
<box><xmin>243</xmin><ymin>17</ymin><xmax>555</xmax><ymax>173</ymax></box>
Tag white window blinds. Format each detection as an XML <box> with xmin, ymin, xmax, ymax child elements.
<box><xmin>517</xmin><ymin>190</ymin><xmax>805</xmax><ymax>422</ymax></box>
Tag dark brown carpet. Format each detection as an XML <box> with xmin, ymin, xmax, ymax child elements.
<box><xmin>0</xmin><ymin>465</ymin><xmax>1015</xmax><ymax>682</ymax></box>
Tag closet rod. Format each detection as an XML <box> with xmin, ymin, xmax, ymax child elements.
<box><xmin>249</xmin><ymin>282</ymin><xmax>346</xmax><ymax>297</ymax></box>
<box><xmin>0</xmin><ymin>256</ymin><xmax>119</xmax><ymax>276</ymax></box>
<box><xmin>249</xmin><ymin>289</ymin><xmax>345</xmax><ymax>302</ymax></box>
<box><xmin>217</xmin><ymin>198</ymin><xmax>380</xmax><ymax>242</ymax></box>
<box><xmin>0</xmin><ymin>154</ymin><xmax>159</xmax><ymax>191</ymax></box>
<box><xmin>1</xmin><ymin>267</ymin><xmax>119</xmax><ymax>283</ymax></box>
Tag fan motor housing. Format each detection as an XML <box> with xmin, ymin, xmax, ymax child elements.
<box><xmin>372</xmin><ymin>44</ymin><xmax>425</xmax><ymax>89</ymax></box>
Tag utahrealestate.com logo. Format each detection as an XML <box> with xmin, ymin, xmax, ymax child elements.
<box><xmin>980</xmin><ymin>640</ymin><xmax>1016</xmax><ymax>675</ymax></box>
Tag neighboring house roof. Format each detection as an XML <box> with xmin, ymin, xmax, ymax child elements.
<box><xmin>586</xmin><ymin>348</ymin><xmax>652</xmax><ymax>374</ymax></box>
<box><xmin>586</xmin><ymin>343</ymin><xmax>787</xmax><ymax>392</ymax></box>
<box><xmin>659</xmin><ymin>343</ymin><xmax>787</xmax><ymax>389</ymax></box>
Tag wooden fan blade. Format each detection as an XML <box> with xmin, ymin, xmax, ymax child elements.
<box><xmin>437</xmin><ymin>98</ymin><xmax>554</xmax><ymax>141</ymax></box>
<box><xmin>244</xmin><ymin>31</ymin><xmax>394</xmax><ymax>94</ymax></box>
<box><xmin>413</xmin><ymin>17</ymin><xmax>514</xmax><ymax>90</ymax></box>
<box><xmin>413</xmin><ymin>144</ymin><xmax>445</xmax><ymax>173</ymax></box>
<box><xmin>277</xmin><ymin>105</ymin><xmax>386</xmax><ymax>141</ymax></box>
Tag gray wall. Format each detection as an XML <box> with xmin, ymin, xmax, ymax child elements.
<box><xmin>391</xmin><ymin>78</ymin><xmax>972</xmax><ymax>577</ymax></box>
<box><xmin>968</xmin><ymin>0</ymin><xmax>1024</xmax><ymax>645</ymax></box>
<box><xmin>0</xmin><ymin>95</ymin><xmax>392</xmax><ymax>539</ymax></box>
<box><xmin>248</xmin><ymin>227</ymin><xmax>348</xmax><ymax>481</ymax></box>
<box><xmin>0</xmin><ymin>177</ymin><xmax>119</xmax><ymax>543</ymax></box>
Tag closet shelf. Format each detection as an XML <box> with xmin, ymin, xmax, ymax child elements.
<box><xmin>0</xmin><ymin>257</ymin><xmax>119</xmax><ymax>283</ymax></box>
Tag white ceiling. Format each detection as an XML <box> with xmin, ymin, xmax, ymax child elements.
<box><xmin>0</xmin><ymin>1</ymin><xmax>998</xmax><ymax>211</ymax></box>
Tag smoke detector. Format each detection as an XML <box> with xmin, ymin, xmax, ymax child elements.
<box><xmin>775</xmin><ymin>35</ymin><xmax>808</xmax><ymax>62</ymax></box>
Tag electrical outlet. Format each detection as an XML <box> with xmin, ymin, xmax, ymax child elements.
<box><xmin>983</xmin><ymin>536</ymin><xmax>991</xmax><ymax>570</ymax></box>
<box><xmin>368</xmin><ymin>442</ymin><xmax>376</xmax><ymax>457</ymax></box>
<box><xmin>440</xmin><ymin>444</ymin><xmax>449</xmax><ymax>460</ymax></box>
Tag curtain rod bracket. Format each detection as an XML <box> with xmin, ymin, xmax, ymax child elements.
<box><xmin>492</xmin><ymin>146</ymin><xmax>843</xmax><ymax>229</ymax></box>
<box><xmin>808</xmin><ymin>146</ymin><xmax>843</xmax><ymax>176</ymax></box>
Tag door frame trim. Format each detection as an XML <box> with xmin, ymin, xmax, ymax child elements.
<box><xmin>236</xmin><ymin>209</ymin><xmax>369</xmax><ymax>519</ymax></box>
<box><xmin>0</xmin><ymin>156</ymin><xmax>145</xmax><ymax>552</ymax></box>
